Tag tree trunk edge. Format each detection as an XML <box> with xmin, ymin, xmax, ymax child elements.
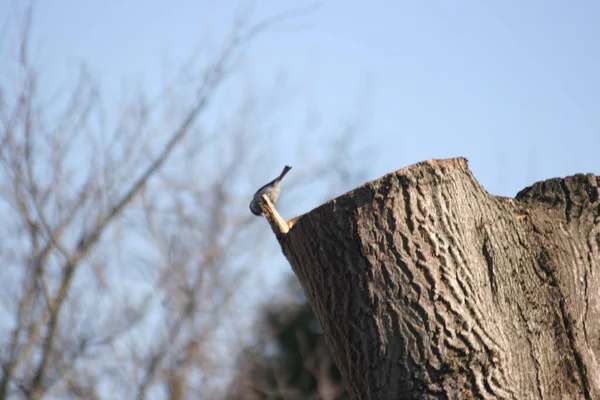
<box><xmin>279</xmin><ymin>157</ymin><xmax>600</xmax><ymax>400</ymax></box>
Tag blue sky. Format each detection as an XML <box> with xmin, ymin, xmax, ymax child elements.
<box><xmin>3</xmin><ymin>0</ymin><xmax>599</xmax><ymax>296</ymax></box>
<box><xmin>10</xmin><ymin>0</ymin><xmax>598</xmax><ymax>200</ymax></box>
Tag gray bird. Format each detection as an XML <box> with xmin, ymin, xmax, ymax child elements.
<box><xmin>249</xmin><ymin>166</ymin><xmax>292</xmax><ymax>216</ymax></box>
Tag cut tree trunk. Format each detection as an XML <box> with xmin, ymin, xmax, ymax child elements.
<box><xmin>261</xmin><ymin>157</ymin><xmax>600</xmax><ymax>400</ymax></box>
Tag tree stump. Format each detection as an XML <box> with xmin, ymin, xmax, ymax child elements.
<box><xmin>261</xmin><ymin>157</ymin><xmax>600</xmax><ymax>400</ymax></box>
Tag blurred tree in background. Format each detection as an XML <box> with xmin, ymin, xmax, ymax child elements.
<box><xmin>227</xmin><ymin>276</ymin><xmax>348</xmax><ymax>400</ymax></box>
<box><xmin>0</xmin><ymin>2</ymin><xmax>364</xmax><ymax>399</ymax></box>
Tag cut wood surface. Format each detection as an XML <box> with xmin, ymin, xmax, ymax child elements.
<box><xmin>264</xmin><ymin>157</ymin><xmax>600</xmax><ymax>400</ymax></box>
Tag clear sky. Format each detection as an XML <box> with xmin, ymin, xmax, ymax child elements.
<box><xmin>4</xmin><ymin>0</ymin><xmax>600</xmax><ymax>299</ymax></box>
<box><xmin>10</xmin><ymin>0</ymin><xmax>598</xmax><ymax>200</ymax></box>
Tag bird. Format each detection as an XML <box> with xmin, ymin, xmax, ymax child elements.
<box><xmin>249</xmin><ymin>166</ymin><xmax>292</xmax><ymax>216</ymax></box>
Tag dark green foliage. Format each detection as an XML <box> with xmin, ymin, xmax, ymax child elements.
<box><xmin>227</xmin><ymin>277</ymin><xmax>348</xmax><ymax>400</ymax></box>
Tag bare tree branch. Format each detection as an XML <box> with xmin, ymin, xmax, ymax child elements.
<box><xmin>0</xmin><ymin>2</ymin><xmax>363</xmax><ymax>399</ymax></box>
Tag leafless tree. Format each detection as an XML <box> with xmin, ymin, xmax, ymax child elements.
<box><xmin>0</xmin><ymin>3</ymin><xmax>364</xmax><ymax>399</ymax></box>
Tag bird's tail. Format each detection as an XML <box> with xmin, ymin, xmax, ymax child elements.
<box><xmin>277</xmin><ymin>165</ymin><xmax>292</xmax><ymax>182</ymax></box>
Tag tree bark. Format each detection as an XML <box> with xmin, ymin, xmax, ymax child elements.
<box><xmin>273</xmin><ymin>157</ymin><xmax>600</xmax><ymax>400</ymax></box>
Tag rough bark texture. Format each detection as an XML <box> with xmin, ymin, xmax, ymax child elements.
<box><xmin>278</xmin><ymin>157</ymin><xmax>600</xmax><ymax>400</ymax></box>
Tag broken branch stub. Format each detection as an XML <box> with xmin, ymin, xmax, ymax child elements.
<box><xmin>258</xmin><ymin>193</ymin><xmax>289</xmax><ymax>241</ymax></box>
<box><xmin>270</xmin><ymin>157</ymin><xmax>600</xmax><ymax>400</ymax></box>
